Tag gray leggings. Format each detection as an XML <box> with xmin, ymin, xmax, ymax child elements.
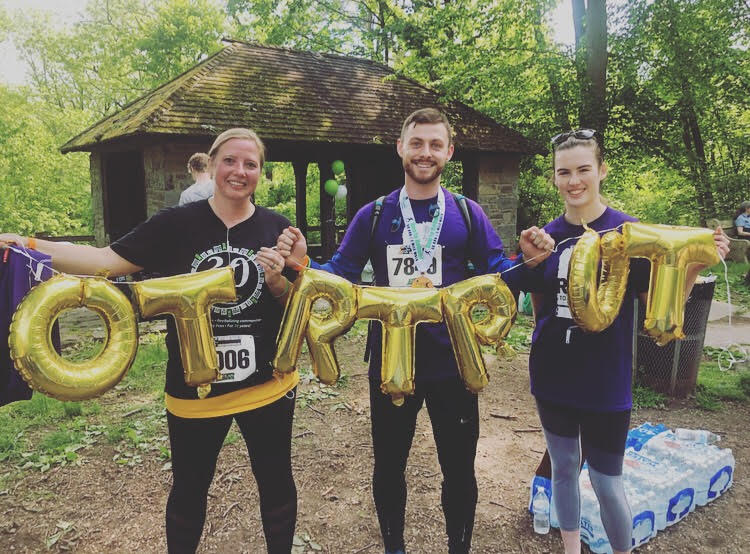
<box><xmin>537</xmin><ymin>400</ymin><xmax>632</xmax><ymax>552</ymax></box>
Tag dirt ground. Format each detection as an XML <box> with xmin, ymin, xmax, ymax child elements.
<box><xmin>1</xmin><ymin>323</ymin><xmax>749</xmax><ymax>553</ymax></box>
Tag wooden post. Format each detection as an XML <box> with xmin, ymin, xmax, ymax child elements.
<box><xmin>461</xmin><ymin>153</ymin><xmax>479</xmax><ymax>201</ymax></box>
<box><xmin>292</xmin><ymin>160</ymin><xmax>308</xmax><ymax>237</ymax></box>
<box><xmin>318</xmin><ymin>160</ymin><xmax>336</xmax><ymax>260</ymax></box>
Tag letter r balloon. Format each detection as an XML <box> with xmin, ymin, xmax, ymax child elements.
<box><xmin>274</xmin><ymin>269</ymin><xmax>357</xmax><ymax>384</ymax></box>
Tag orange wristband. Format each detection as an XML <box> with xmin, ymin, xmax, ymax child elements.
<box><xmin>27</xmin><ymin>237</ymin><xmax>37</xmax><ymax>250</ymax></box>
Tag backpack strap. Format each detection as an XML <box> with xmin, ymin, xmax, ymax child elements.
<box><xmin>453</xmin><ymin>193</ymin><xmax>476</xmax><ymax>273</ymax></box>
<box><xmin>364</xmin><ymin>195</ymin><xmax>386</xmax><ymax>363</ymax></box>
<box><xmin>370</xmin><ymin>195</ymin><xmax>386</xmax><ymax>238</ymax></box>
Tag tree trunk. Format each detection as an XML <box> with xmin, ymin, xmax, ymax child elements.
<box><xmin>534</xmin><ymin>5</ymin><xmax>570</xmax><ymax>132</ymax></box>
<box><xmin>582</xmin><ymin>0</ymin><xmax>608</xmax><ymax>135</ymax></box>
<box><xmin>572</xmin><ymin>0</ymin><xmax>608</xmax><ymax>141</ymax></box>
<box><xmin>680</xmin><ymin>86</ymin><xmax>716</xmax><ymax>224</ymax></box>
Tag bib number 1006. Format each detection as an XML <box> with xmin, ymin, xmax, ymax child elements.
<box><xmin>217</xmin><ymin>348</ymin><xmax>252</xmax><ymax>370</ymax></box>
<box><xmin>213</xmin><ymin>334</ymin><xmax>256</xmax><ymax>383</ymax></box>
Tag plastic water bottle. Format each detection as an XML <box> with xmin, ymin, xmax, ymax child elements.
<box><xmin>675</xmin><ymin>428</ymin><xmax>720</xmax><ymax>444</ymax></box>
<box><xmin>532</xmin><ymin>486</ymin><xmax>550</xmax><ymax>534</ymax></box>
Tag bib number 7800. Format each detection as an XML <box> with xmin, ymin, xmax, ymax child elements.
<box><xmin>391</xmin><ymin>256</ymin><xmax>437</xmax><ymax>276</ymax></box>
<box><xmin>386</xmin><ymin>244</ymin><xmax>443</xmax><ymax>287</ymax></box>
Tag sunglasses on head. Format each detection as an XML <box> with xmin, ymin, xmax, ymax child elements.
<box><xmin>550</xmin><ymin>129</ymin><xmax>597</xmax><ymax>147</ymax></box>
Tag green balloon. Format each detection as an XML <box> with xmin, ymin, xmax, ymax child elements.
<box><xmin>331</xmin><ymin>160</ymin><xmax>345</xmax><ymax>175</ymax></box>
<box><xmin>324</xmin><ymin>179</ymin><xmax>339</xmax><ymax>196</ymax></box>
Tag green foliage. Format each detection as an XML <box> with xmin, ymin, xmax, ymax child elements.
<box><xmin>0</xmin><ymin>336</ymin><xmax>168</xmax><ymax>473</ymax></box>
<box><xmin>632</xmin><ymin>385</ymin><xmax>667</xmax><ymax>410</ymax></box>
<box><xmin>518</xmin><ymin>156</ymin><xmax>563</xmax><ymax>228</ymax></box>
<box><xmin>739</xmin><ymin>373</ymin><xmax>750</xmax><ymax>397</ymax></box>
<box><xmin>11</xmin><ymin>0</ymin><xmax>226</xmax><ymax>116</ymax></box>
<box><xmin>608</xmin><ymin>0</ymin><xmax>749</xmax><ymax>221</ymax></box>
<box><xmin>119</xmin><ymin>340</ymin><xmax>169</xmax><ymax>394</ymax></box>
<box><xmin>504</xmin><ymin>313</ymin><xmax>534</xmax><ymax>352</ymax></box>
<box><xmin>698</xmin><ymin>359</ymin><xmax>750</xmax><ymax>401</ymax></box>
<box><xmin>135</xmin><ymin>0</ymin><xmax>226</xmax><ymax>79</ymax></box>
<box><xmin>2</xmin><ymin>0</ymin><xmax>748</xmax><ymax>241</ymax></box>
<box><xmin>692</xmin><ymin>357</ymin><xmax>750</xmax><ymax>410</ymax></box>
<box><xmin>704</xmin><ymin>261</ymin><xmax>750</xmax><ymax>312</ymax></box>
<box><xmin>695</xmin><ymin>385</ymin><xmax>722</xmax><ymax>411</ymax></box>
<box><xmin>604</xmin><ymin>156</ymin><xmax>698</xmax><ymax>226</ymax></box>
<box><xmin>0</xmin><ymin>85</ymin><xmax>92</xmax><ymax>235</ymax></box>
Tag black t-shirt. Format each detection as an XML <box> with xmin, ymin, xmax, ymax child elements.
<box><xmin>111</xmin><ymin>200</ymin><xmax>294</xmax><ymax>400</ymax></box>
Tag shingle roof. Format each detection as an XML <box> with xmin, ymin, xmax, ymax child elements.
<box><xmin>61</xmin><ymin>40</ymin><xmax>541</xmax><ymax>154</ymax></box>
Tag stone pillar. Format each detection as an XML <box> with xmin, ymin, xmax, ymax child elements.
<box><xmin>143</xmin><ymin>145</ymin><xmax>168</xmax><ymax>217</ymax></box>
<box><xmin>477</xmin><ymin>153</ymin><xmax>521</xmax><ymax>252</ymax></box>
<box><xmin>143</xmin><ymin>143</ymin><xmax>209</xmax><ymax>214</ymax></box>
<box><xmin>89</xmin><ymin>152</ymin><xmax>107</xmax><ymax>246</ymax></box>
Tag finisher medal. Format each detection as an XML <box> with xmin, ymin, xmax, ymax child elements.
<box><xmin>411</xmin><ymin>275</ymin><xmax>434</xmax><ymax>288</ymax></box>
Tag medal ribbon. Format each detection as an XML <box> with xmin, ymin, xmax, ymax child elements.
<box><xmin>398</xmin><ymin>186</ymin><xmax>445</xmax><ymax>274</ymax></box>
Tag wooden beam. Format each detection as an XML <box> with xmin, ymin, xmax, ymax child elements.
<box><xmin>292</xmin><ymin>160</ymin><xmax>308</xmax><ymax>237</ymax></box>
<box><xmin>461</xmin><ymin>154</ymin><xmax>479</xmax><ymax>201</ymax></box>
<box><xmin>318</xmin><ymin>160</ymin><xmax>336</xmax><ymax>261</ymax></box>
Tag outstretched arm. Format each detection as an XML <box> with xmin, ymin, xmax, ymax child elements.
<box><xmin>0</xmin><ymin>234</ymin><xmax>142</xmax><ymax>276</ymax></box>
<box><xmin>277</xmin><ymin>226</ymin><xmax>365</xmax><ymax>283</ymax></box>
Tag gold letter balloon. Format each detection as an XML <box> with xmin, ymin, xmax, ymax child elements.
<box><xmin>132</xmin><ymin>267</ymin><xmax>237</xmax><ymax>396</ymax></box>
<box><xmin>442</xmin><ymin>274</ymin><xmax>517</xmax><ymax>393</ymax></box>
<box><xmin>274</xmin><ymin>269</ymin><xmax>357</xmax><ymax>384</ymax></box>
<box><xmin>357</xmin><ymin>286</ymin><xmax>443</xmax><ymax>405</ymax></box>
<box><xmin>623</xmin><ymin>222</ymin><xmax>719</xmax><ymax>345</ymax></box>
<box><xmin>567</xmin><ymin>222</ymin><xmax>720</xmax><ymax>345</ymax></box>
<box><xmin>568</xmin><ymin>224</ymin><xmax>631</xmax><ymax>333</ymax></box>
<box><xmin>273</xmin><ymin>269</ymin><xmax>518</xmax><ymax>405</ymax></box>
<box><xmin>9</xmin><ymin>274</ymin><xmax>138</xmax><ymax>401</ymax></box>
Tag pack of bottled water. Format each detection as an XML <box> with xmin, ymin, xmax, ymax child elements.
<box><xmin>528</xmin><ymin>423</ymin><xmax>735</xmax><ymax>553</ymax></box>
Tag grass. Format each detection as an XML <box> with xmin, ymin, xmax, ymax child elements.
<box><xmin>0</xmin><ymin>334</ymin><xmax>169</xmax><ymax>483</ymax></box>
<box><xmin>632</xmin><ymin>385</ymin><xmax>667</xmax><ymax>409</ymax></box>
<box><xmin>704</xmin><ymin>260</ymin><xmax>750</xmax><ymax>313</ymax></box>
<box><xmin>693</xmin><ymin>356</ymin><xmax>750</xmax><ymax>411</ymax></box>
<box><xmin>504</xmin><ymin>313</ymin><xmax>534</xmax><ymax>352</ymax></box>
<box><xmin>0</xmin><ymin>324</ymin><xmax>356</xmax><ymax>486</ymax></box>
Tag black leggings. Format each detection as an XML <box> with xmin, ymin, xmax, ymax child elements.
<box><xmin>166</xmin><ymin>391</ymin><xmax>297</xmax><ymax>554</ymax></box>
<box><xmin>370</xmin><ymin>377</ymin><xmax>479</xmax><ymax>554</ymax></box>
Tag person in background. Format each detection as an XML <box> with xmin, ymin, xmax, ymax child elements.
<box><xmin>523</xmin><ymin>129</ymin><xmax>729</xmax><ymax>554</ymax></box>
<box><xmin>734</xmin><ymin>200</ymin><xmax>750</xmax><ymax>238</ymax></box>
<box><xmin>179</xmin><ymin>152</ymin><xmax>214</xmax><ymax>205</ymax></box>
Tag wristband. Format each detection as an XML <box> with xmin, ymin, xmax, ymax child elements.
<box><xmin>272</xmin><ymin>278</ymin><xmax>291</xmax><ymax>298</ymax></box>
<box><xmin>27</xmin><ymin>237</ymin><xmax>37</xmax><ymax>250</ymax></box>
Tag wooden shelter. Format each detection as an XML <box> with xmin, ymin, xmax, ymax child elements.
<box><xmin>62</xmin><ymin>40</ymin><xmax>541</xmax><ymax>258</ymax></box>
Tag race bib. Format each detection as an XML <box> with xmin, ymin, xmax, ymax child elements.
<box><xmin>386</xmin><ymin>244</ymin><xmax>442</xmax><ymax>287</ymax></box>
<box><xmin>213</xmin><ymin>334</ymin><xmax>256</xmax><ymax>383</ymax></box>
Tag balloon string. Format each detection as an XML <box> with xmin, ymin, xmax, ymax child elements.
<box><xmin>715</xmin><ymin>258</ymin><xmax>748</xmax><ymax>371</ymax></box>
<box><xmin>499</xmin><ymin>224</ymin><xmax>626</xmax><ymax>276</ymax></box>
<box><xmin>721</xmin><ymin>257</ymin><xmax>732</xmax><ymax>327</ymax></box>
<box><xmin>4</xmin><ymin>244</ymin><xmax>144</xmax><ymax>287</ymax></box>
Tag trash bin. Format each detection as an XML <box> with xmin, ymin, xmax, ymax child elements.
<box><xmin>633</xmin><ymin>276</ymin><xmax>716</xmax><ymax>397</ymax></box>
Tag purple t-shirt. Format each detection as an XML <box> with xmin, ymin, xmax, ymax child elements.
<box><xmin>1</xmin><ymin>248</ymin><xmax>54</xmax><ymax>405</ymax></box>
<box><xmin>526</xmin><ymin>207</ymin><xmax>650</xmax><ymax>411</ymax></box>
<box><xmin>312</xmin><ymin>186</ymin><xmax>526</xmax><ymax>382</ymax></box>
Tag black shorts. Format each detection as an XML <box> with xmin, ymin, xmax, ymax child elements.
<box><xmin>536</xmin><ymin>398</ymin><xmax>631</xmax><ymax>475</ymax></box>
